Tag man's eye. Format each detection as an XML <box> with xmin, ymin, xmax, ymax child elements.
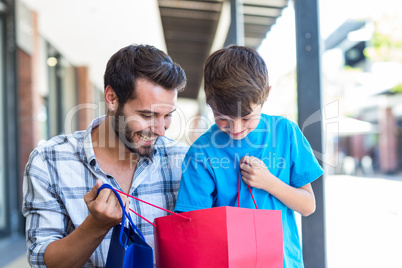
<box><xmin>141</xmin><ymin>114</ymin><xmax>152</xmax><ymax>119</ymax></box>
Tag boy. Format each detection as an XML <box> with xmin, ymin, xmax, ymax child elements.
<box><xmin>175</xmin><ymin>45</ymin><xmax>324</xmax><ymax>267</ymax></box>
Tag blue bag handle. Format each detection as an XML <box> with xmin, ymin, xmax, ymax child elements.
<box><xmin>97</xmin><ymin>184</ymin><xmax>146</xmax><ymax>245</ymax></box>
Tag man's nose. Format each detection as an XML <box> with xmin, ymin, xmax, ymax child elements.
<box><xmin>151</xmin><ymin>117</ymin><xmax>166</xmax><ymax>137</ymax></box>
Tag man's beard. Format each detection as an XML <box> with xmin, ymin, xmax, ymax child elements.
<box><xmin>112</xmin><ymin>106</ymin><xmax>156</xmax><ymax>157</ymax></box>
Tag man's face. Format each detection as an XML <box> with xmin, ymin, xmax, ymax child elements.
<box><xmin>213</xmin><ymin>103</ymin><xmax>262</xmax><ymax>140</ymax></box>
<box><xmin>112</xmin><ymin>78</ymin><xmax>177</xmax><ymax>156</ymax></box>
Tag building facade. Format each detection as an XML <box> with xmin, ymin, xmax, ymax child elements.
<box><xmin>0</xmin><ymin>0</ymin><xmax>97</xmax><ymax>239</ymax></box>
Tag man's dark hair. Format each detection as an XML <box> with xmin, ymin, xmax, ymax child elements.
<box><xmin>104</xmin><ymin>44</ymin><xmax>187</xmax><ymax>106</ymax></box>
<box><xmin>204</xmin><ymin>45</ymin><xmax>269</xmax><ymax>117</ymax></box>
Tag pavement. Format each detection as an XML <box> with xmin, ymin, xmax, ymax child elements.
<box><xmin>0</xmin><ymin>235</ymin><xmax>28</xmax><ymax>268</ymax></box>
<box><xmin>325</xmin><ymin>174</ymin><xmax>402</xmax><ymax>268</ymax></box>
<box><xmin>1</xmin><ymin>174</ymin><xmax>401</xmax><ymax>268</ymax></box>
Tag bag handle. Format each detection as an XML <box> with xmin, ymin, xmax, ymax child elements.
<box><xmin>238</xmin><ymin>163</ymin><xmax>258</xmax><ymax>209</ymax></box>
<box><xmin>98</xmin><ymin>184</ymin><xmax>191</xmax><ymax>227</ymax></box>
<box><xmin>97</xmin><ymin>184</ymin><xmax>146</xmax><ymax>244</ymax></box>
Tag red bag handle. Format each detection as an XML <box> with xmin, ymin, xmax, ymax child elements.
<box><xmin>238</xmin><ymin>164</ymin><xmax>258</xmax><ymax>209</ymax></box>
<box><xmin>114</xmin><ymin>188</ymin><xmax>191</xmax><ymax>227</ymax></box>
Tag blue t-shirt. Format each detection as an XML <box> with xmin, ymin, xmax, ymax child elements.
<box><xmin>175</xmin><ymin>114</ymin><xmax>324</xmax><ymax>267</ymax></box>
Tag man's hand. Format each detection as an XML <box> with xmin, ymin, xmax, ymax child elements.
<box><xmin>84</xmin><ymin>180</ymin><xmax>129</xmax><ymax>232</ymax></box>
<box><xmin>44</xmin><ymin>180</ymin><xmax>130</xmax><ymax>268</ymax></box>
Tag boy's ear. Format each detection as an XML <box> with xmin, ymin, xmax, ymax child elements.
<box><xmin>264</xmin><ymin>86</ymin><xmax>272</xmax><ymax>102</ymax></box>
<box><xmin>105</xmin><ymin>85</ymin><xmax>119</xmax><ymax>112</ymax></box>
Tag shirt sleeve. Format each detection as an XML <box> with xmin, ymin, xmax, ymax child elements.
<box><xmin>288</xmin><ymin>122</ymin><xmax>324</xmax><ymax>188</ymax></box>
<box><xmin>22</xmin><ymin>150</ymin><xmax>71</xmax><ymax>268</ymax></box>
<box><xmin>174</xmin><ymin>150</ymin><xmax>216</xmax><ymax>212</ymax></box>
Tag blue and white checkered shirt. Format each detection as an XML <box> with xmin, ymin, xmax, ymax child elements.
<box><xmin>22</xmin><ymin>116</ymin><xmax>188</xmax><ymax>267</ymax></box>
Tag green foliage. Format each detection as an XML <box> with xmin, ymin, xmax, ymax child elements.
<box><xmin>364</xmin><ymin>17</ymin><xmax>402</xmax><ymax>62</ymax></box>
<box><xmin>344</xmin><ymin>65</ymin><xmax>362</xmax><ymax>72</ymax></box>
<box><xmin>391</xmin><ymin>83</ymin><xmax>402</xmax><ymax>94</ymax></box>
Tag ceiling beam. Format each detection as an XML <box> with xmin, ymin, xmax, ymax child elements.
<box><xmin>160</xmin><ymin>8</ymin><xmax>220</xmax><ymax>20</ymax></box>
<box><xmin>159</xmin><ymin>0</ymin><xmax>223</xmax><ymax>12</ymax></box>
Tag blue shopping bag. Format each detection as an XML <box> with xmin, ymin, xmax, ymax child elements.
<box><xmin>97</xmin><ymin>184</ymin><xmax>154</xmax><ymax>268</ymax></box>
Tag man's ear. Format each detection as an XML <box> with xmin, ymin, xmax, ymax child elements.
<box><xmin>105</xmin><ymin>85</ymin><xmax>119</xmax><ymax>112</ymax></box>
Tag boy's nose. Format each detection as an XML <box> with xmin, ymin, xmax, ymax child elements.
<box><xmin>231</xmin><ymin>119</ymin><xmax>244</xmax><ymax>133</ymax></box>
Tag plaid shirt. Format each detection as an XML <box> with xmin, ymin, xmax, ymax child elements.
<box><xmin>22</xmin><ymin>116</ymin><xmax>188</xmax><ymax>267</ymax></box>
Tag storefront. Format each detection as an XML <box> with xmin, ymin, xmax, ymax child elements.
<box><xmin>37</xmin><ymin>40</ymin><xmax>78</xmax><ymax>141</ymax></box>
<box><xmin>0</xmin><ymin>0</ymin><xmax>82</xmax><ymax>239</ymax></box>
<box><xmin>0</xmin><ymin>0</ymin><xmax>85</xmax><ymax>240</ymax></box>
<box><xmin>47</xmin><ymin>42</ymin><xmax>79</xmax><ymax>137</ymax></box>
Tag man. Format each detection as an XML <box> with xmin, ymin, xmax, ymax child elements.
<box><xmin>22</xmin><ymin>44</ymin><xmax>188</xmax><ymax>267</ymax></box>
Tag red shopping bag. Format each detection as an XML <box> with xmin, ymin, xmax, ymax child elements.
<box><xmin>112</xmin><ymin>166</ymin><xmax>283</xmax><ymax>268</ymax></box>
<box><xmin>153</xmin><ymin>167</ymin><xmax>283</xmax><ymax>268</ymax></box>
<box><xmin>154</xmin><ymin>206</ymin><xmax>282</xmax><ymax>268</ymax></box>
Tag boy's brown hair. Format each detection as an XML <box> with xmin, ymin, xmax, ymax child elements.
<box><xmin>203</xmin><ymin>45</ymin><xmax>269</xmax><ymax>117</ymax></box>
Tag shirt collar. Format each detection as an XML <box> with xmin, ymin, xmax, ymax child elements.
<box><xmin>82</xmin><ymin>115</ymin><xmax>106</xmax><ymax>167</ymax></box>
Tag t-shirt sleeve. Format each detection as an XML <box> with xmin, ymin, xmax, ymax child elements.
<box><xmin>174</xmin><ymin>150</ymin><xmax>216</xmax><ymax>212</ymax></box>
<box><xmin>288</xmin><ymin>122</ymin><xmax>324</xmax><ymax>188</ymax></box>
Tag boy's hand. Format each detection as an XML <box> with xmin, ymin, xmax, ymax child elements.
<box><xmin>240</xmin><ymin>156</ymin><xmax>276</xmax><ymax>191</ymax></box>
<box><xmin>240</xmin><ymin>157</ymin><xmax>316</xmax><ymax>216</ymax></box>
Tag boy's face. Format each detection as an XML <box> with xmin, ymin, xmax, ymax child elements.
<box><xmin>213</xmin><ymin>103</ymin><xmax>262</xmax><ymax>140</ymax></box>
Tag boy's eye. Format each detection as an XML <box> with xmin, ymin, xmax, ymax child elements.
<box><xmin>215</xmin><ymin>115</ymin><xmax>227</xmax><ymax>120</ymax></box>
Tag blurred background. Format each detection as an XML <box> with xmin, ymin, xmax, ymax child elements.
<box><xmin>0</xmin><ymin>0</ymin><xmax>401</xmax><ymax>267</ymax></box>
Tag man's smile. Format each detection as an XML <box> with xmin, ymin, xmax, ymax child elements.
<box><xmin>136</xmin><ymin>133</ymin><xmax>157</xmax><ymax>143</ymax></box>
